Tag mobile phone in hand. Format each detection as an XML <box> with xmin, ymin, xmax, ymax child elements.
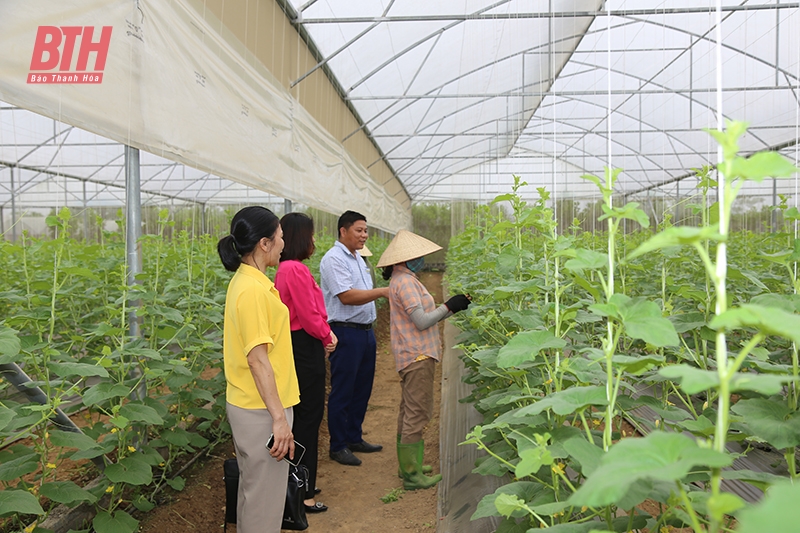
<box><xmin>266</xmin><ymin>434</ymin><xmax>306</xmax><ymax>467</ymax></box>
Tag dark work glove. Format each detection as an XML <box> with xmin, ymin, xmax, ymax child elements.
<box><xmin>444</xmin><ymin>294</ymin><xmax>471</xmax><ymax>313</ymax></box>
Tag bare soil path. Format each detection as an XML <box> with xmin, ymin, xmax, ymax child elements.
<box><xmin>139</xmin><ymin>271</ymin><xmax>445</xmax><ymax>533</ymax></box>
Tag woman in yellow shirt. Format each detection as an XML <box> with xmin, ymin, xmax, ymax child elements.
<box><xmin>217</xmin><ymin>206</ymin><xmax>300</xmax><ymax>533</ymax></box>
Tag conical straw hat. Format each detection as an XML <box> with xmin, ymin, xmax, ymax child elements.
<box><xmin>360</xmin><ymin>244</ymin><xmax>373</xmax><ymax>257</ymax></box>
<box><xmin>376</xmin><ymin>230</ymin><xmax>442</xmax><ymax>268</ymax></box>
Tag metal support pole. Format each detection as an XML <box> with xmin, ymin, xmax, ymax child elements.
<box><xmin>1</xmin><ymin>206</ymin><xmax>4</xmax><ymax>236</ymax></box>
<box><xmin>125</xmin><ymin>146</ymin><xmax>143</xmax><ymax>338</ymax></box>
<box><xmin>10</xmin><ymin>166</ymin><xmax>17</xmax><ymax>241</ymax></box>
<box><xmin>284</xmin><ymin>198</ymin><xmax>292</xmax><ymax>216</ymax></box>
<box><xmin>125</xmin><ymin>146</ymin><xmax>147</xmax><ymax>446</ymax></box>
<box><xmin>200</xmin><ymin>203</ymin><xmax>206</xmax><ymax>235</ymax></box>
<box><xmin>772</xmin><ymin>178</ymin><xmax>778</xmax><ymax>232</ymax></box>
<box><xmin>82</xmin><ymin>180</ymin><xmax>89</xmax><ymax>241</ymax></box>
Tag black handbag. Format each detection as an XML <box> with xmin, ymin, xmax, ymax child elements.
<box><xmin>222</xmin><ymin>458</ymin><xmax>309</xmax><ymax>531</ymax></box>
<box><xmin>282</xmin><ymin>463</ymin><xmax>309</xmax><ymax>530</ymax></box>
<box><xmin>223</xmin><ymin>458</ymin><xmax>239</xmax><ymax>531</ymax></box>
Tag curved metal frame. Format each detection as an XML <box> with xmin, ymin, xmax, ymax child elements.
<box><xmin>291</xmin><ymin>3</ymin><xmax>798</xmax><ymax>200</ymax></box>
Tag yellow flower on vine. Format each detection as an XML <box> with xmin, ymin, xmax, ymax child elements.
<box><xmin>105</xmin><ymin>485</ymin><xmax>114</xmax><ymax>493</ymax></box>
<box><xmin>552</xmin><ymin>463</ymin><xmax>565</xmax><ymax>475</ymax></box>
<box><xmin>46</xmin><ymin>463</ymin><xmax>57</xmax><ymax>469</ymax></box>
<box><xmin>127</xmin><ymin>446</ymin><xmax>136</xmax><ymax>453</ymax></box>
<box><xmin>110</xmin><ymin>427</ymin><xmax>118</xmax><ymax>433</ymax></box>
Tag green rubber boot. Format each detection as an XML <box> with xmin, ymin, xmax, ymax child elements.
<box><xmin>396</xmin><ymin>435</ymin><xmax>432</xmax><ymax>477</ymax></box>
<box><xmin>397</xmin><ymin>440</ymin><xmax>441</xmax><ymax>491</ymax></box>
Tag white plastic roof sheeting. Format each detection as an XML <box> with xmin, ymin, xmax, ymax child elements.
<box><xmin>0</xmin><ymin>0</ymin><xmax>411</xmax><ymax>231</ymax></box>
<box><xmin>289</xmin><ymin>0</ymin><xmax>800</xmax><ymax>201</ymax></box>
<box><xmin>1</xmin><ymin>0</ymin><xmax>799</xmax><ymax>226</ymax></box>
<box><xmin>0</xmin><ymin>105</ymin><xmax>283</xmax><ymax>209</ymax></box>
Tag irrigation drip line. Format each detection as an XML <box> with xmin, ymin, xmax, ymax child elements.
<box><xmin>0</xmin><ymin>362</ymin><xmax>105</xmax><ymax>471</ymax></box>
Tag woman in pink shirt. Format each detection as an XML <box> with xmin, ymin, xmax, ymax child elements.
<box><xmin>275</xmin><ymin>213</ymin><xmax>338</xmax><ymax>513</ymax></box>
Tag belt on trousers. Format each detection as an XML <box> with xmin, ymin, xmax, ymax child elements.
<box><xmin>329</xmin><ymin>321</ymin><xmax>373</xmax><ymax>330</ymax></box>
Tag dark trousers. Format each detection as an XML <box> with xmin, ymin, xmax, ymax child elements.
<box><xmin>290</xmin><ymin>329</ymin><xmax>326</xmax><ymax>499</ymax></box>
<box><xmin>327</xmin><ymin>326</ymin><xmax>377</xmax><ymax>452</ymax></box>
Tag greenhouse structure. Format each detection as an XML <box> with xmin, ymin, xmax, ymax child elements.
<box><xmin>1</xmin><ymin>0</ymin><xmax>800</xmax><ymax>532</ymax></box>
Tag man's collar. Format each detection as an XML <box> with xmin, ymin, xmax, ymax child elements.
<box><xmin>334</xmin><ymin>239</ymin><xmax>358</xmax><ymax>257</ymax></box>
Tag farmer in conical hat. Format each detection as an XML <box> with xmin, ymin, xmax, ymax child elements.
<box><xmin>377</xmin><ymin>230</ymin><xmax>471</xmax><ymax>490</ymax></box>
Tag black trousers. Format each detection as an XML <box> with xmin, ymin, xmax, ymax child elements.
<box><xmin>290</xmin><ymin>328</ymin><xmax>326</xmax><ymax>499</ymax></box>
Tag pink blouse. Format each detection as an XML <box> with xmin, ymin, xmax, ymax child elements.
<box><xmin>274</xmin><ymin>260</ymin><xmax>333</xmax><ymax>346</ymax></box>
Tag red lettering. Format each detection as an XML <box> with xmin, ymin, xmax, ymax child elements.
<box><xmin>59</xmin><ymin>26</ymin><xmax>83</xmax><ymax>71</ymax></box>
<box><xmin>30</xmin><ymin>26</ymin><xmax>61</xmax><ymax>70</ymax></box>
<box><xmin>76</xmin><ymin>26</ymin><xmax>112</xmax><ymax>71</ymax></box>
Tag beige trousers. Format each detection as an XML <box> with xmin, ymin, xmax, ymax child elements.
<box><xmin>397</xmin><ymin>358</ymin><xmax>436</xmax><ymax>443</ymax></box>
<box><xmin>226</xmin><ymin>403</ymin><xmax>294</xmax><ymax>533</ymax></box>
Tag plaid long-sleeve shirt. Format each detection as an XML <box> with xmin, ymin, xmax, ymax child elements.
<box><xmin>388</xmin><ymin>264</ymin><xmax>442</xmax><ymax>372</ymax></box>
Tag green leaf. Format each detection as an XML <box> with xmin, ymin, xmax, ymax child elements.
<box><xmin>132</xmin><ymin>495</ymin><xmax>156</xmax><ymax>513</ymax></box>
<box><xmin>731</xmin><ymin>398</ymin><xmax>800</xmax><ymax>449</ymax></box>
<box><xmin>580</xmin><ymin>173</ymin><xmax>603</xmax><ymax>191</ymax></box>
<box><xmin>0</xmin><ymin>405</ymin><xmax>15</xmax><ymax>432</ymax></box>
<box><xmin>737</xmin><ymin>482</ymin><xmax>800</xmax><ymax>533</ymax></box>
<box><xmin>660</xmin><ymin>365</ymin><xmax>790</xmax><ymax>395</ymax></box>
<box><xmin>569</xmin><ymin>432</ymin><xmax>732</xmax><ymax>507</ymax></box>
<box><xmin>472</xmin><ymin>482</ymin><xmax>545</xmax><ymax>520</ymax></box>
<box><xmin>39</xmin><ymin>481</ymin><xmax>97</xmax><ymax>504</ymax></box>
<box><xmin>104</xmin><ymin>455</ymin><xmax>153</xmax><ymax>486</ymax></box>
<box><xmin>599</xmin><ymin>201</ymin><xmax>648</xmax><ymax>227</ymax></box>
<box><xmin>564</xmin><ymin>249</ymin><xmax>608</xmax><ymax>271</ymax></box>
<box><xmin>710</xmin><ymin>304</ymin><xmax>800</xmax><ymax>344</ymax></box>
<box><xmin>670</xmin><ymin>312</ymin><xmax>707</xmax><ymax>333</ymax></box>
<box><xmin>728</xmin><ymin>151</ymin><xmax>799</xmax><ymax>182</ymax></box>
<box><xmin>611</xmin><ymin>354</ymin><xmax>664</xmax><ymax>375</ymax></box>
<box><xmin>707</xmin><ymin>492</ymin><xmax>745</xmax><ymax>523</ymax></box>
<box><xmin>62</xmin><ymin>266</ymin><xmax>100</xmax><ymax>281</ymax></box>
<box><xmin>93</xmin><ymin>510</ymin><xmax>139</xmax><ymax>533</ymax></box>
<box><xmin>659</xmin><ymin>365</ymin><xmax>719</xmax><ymax>394</ymax></box>
<box><xmin>82</xmin><ymin>383</ymin><xmax>130</xmax><ymax>406</ymax></box>
<box><xmin>166</xmin><ymin>476</ymin><xmax>186</xmax><ymax>491</ymax></box>
<box><xmin>562</xmin><ymin>436</ymin><xmax>603</xmax><ymax>476</ymax></box>
<box><xmin>119</xmin><ymin>403</ymin><xmax>164</xmax><ymax>425</ymax></box>
<box><xmin>627</xmin><ymin>225</ymin><xmax>723</xmax><ymax>260</ymax></box>
<box><xmin>674</xmin><ymin>415</ymin><xmax>716</xmax><ymax>437</ymax></box>
<box><xmin>497</xmin><ymin>330</ymin><xmax>566</xmax><ymax>368</ymax></box>
<box><xmin>514</xmin><ymin>386</ymin><xmax>608</xmax><ymax>417</ymax></box>
<box><xmin>499</xmin><ymin>310</ymin><xmax>543</xmax><ymax>331</ymax></box>
<box><xmin>617</xmin><ymin>297</ymin><xmax>679</xmax><ymax>347</ymax></box>
<box><xmin>49</xmin><ymin>430</ymin><xmax>99</xmax><ymax>451</ymax></box>
<box><xmin>162</xmin><ymin>428</ymin><xmax>192</xmax><ymax>448</ymax></box>
<box><xmin>494</xmin><ymin>493</ymin><xmax>525</xmax><ymax>518</ymax></box>
<box><xmin>48</xmin><ymin>362</ymin><xmax>109</xmax><ymax>379</ymax></box>
<box><xmin>0</xmin><ymin>489</ymin><xmax>45</xmax><ymax>516</ymax></box>
<box><xmin>0</xmin><ymin>325</ymin><xmax>21</xmax><ymax>357</ymax></box>
<box><xmin>0</xmin><ymin>453</ymin><xmax>39</xmax><ymax>481</ymax></box>
<box><xmin>515</xmin><ymin>447</ymin><xmax>552</xmax><ymax>478</ymax></box>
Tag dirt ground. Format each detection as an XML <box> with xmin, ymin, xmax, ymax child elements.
<box><xmin>138</xmin><ymin>271</ymin><xmax>445</xmax><ymax>533</ymax></box>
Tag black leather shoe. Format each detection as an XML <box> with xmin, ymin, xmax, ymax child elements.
<box><xmin>347</xmin><ymin>440</ymin><xmax>383</xmax><ymax>453</ymax></box>
<box><xmin>314</xmin><ymin>487</ymin><xmax>321</xmax><ymax>495</ymax></box>
<box><xmin>329</xmin><ymin>448</ymin><xmax>362</xmax><ymax>466</ymax></box>
<box><xmin>304</xmin><ymin>502</ymin><xmax>328</xmax><ymax>513</ymax></box>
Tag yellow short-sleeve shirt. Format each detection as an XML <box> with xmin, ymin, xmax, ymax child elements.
<box><xmin>223</xmin><ymin>264</ymin><xmax>300</xmax><ymax>410</ymax></box>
